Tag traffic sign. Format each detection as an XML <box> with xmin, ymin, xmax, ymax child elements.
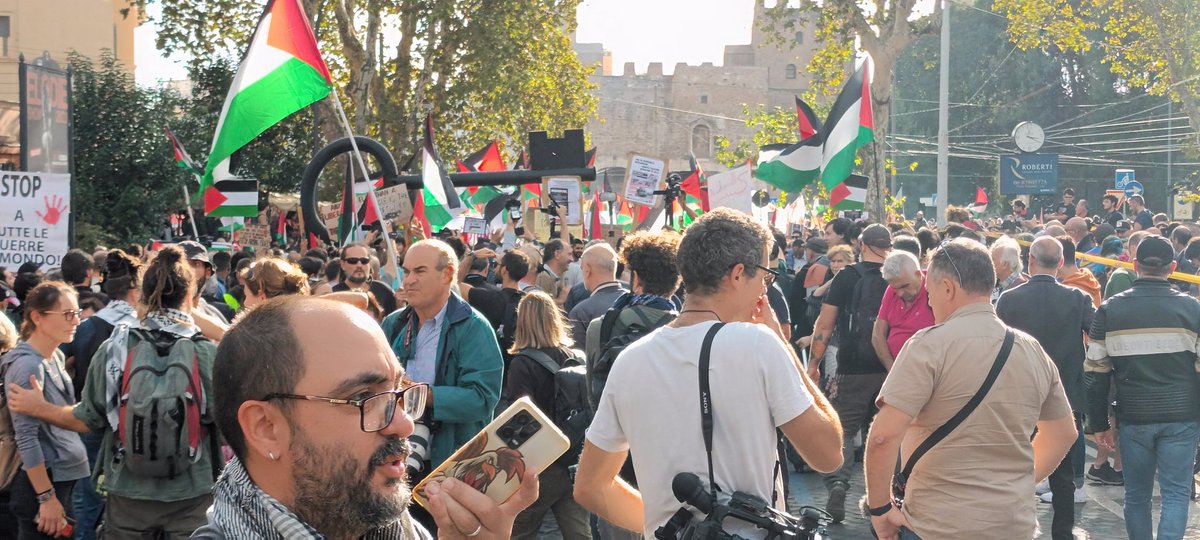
<box><xmin>1124</xmin><ymin>180</ymin><xmax>1144</xmax><ymax>198</ymax></box>
<box><xmin>1115</xmin><ymin>169</ymin><xmax>1135</xmax><ymax>189</ymax></box>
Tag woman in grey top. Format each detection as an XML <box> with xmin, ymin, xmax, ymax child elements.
<box><xmin>2</xmin><ymin>282</ymin><xmax>89</xmax><ymax>539</ymax></box>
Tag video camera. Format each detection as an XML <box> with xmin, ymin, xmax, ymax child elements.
<box><xmin>655</xmin><ymin>472</ymin><xmax>831</xmax><ymax>540</ymax></box>
<box><xmin>655</xmin><ymin>173</ymin><xmax>684</xmax><ymax>200</ymax></box>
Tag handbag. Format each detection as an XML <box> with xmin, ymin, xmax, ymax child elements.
<box><xmin>892</xmin><ymin>328</ymin><xmax>1014</xmax><ymax>507</ymax></box>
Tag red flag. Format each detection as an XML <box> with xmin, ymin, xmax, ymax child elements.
<box><xmin>589</xmin><ymin>192</ymin><xmax>602</xmax><ymax>240</ymax></box>
<box><xmin>412</xmin><ymin>189</ymin><xmax>431</xmax><ymax>237</ymax></box>
<box><xmin>975</xmin><ymin>186</ymin><xmax>988</xmax><ymax>205</ymax></box>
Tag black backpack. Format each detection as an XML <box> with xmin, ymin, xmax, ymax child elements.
<box><xmin>516</xmin><ymin>348</ymin><xmax>590</xmax><ymax>464</ymax></box>
<box><xmin>496</xmin><ymin>288</ymin><xmax>526</xmax><ymax>354</ymax></box>
<box><xmin>586</xmin><ymin>306</ymin><xmax>676</xmax><ymax>412</ymax></box>
<box><xmin>838</xmin><ymin>262</ymin><xmax>887</xmax><ymax>366</ymax></box>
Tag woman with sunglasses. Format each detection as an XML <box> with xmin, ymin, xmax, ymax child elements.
<box><xmin>1</xmin><ymin>282</ymin><xmax>89</xmax><ymax>539</ymax></box>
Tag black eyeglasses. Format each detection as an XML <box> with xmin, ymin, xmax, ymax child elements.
<box><xmin>936</xmin><ymin>241</ymin><xmax>963</xmax><ymax>284</ymax></box>
<box><xmin>41</xmin><ymin>309</ymin><xmax>83</xmax><ymax>322</ymax></box>
<box><xmin>755</xmin><ymin>264</ymin><xmax>780</xmax><ymax>286</ymax></box>
<box><xmin>344</xmin><ymin>257</ymin><xmax>370</xmax><ymax>266</ymax></box>
<box><xmin>263</xmin><ymin>383</ymin><xmax>428</xmax><ymax>433</ymax></box>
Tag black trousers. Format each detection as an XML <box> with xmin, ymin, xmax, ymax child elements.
<box><xmin>1049</xmin><ymin>414</ymin><xmax>1083</xmax><ymax>540</ymax></box>
<box><xmin>9</xmin><ymin>468</ymin><xmax>75</xmax><ymax>540</ymax></box>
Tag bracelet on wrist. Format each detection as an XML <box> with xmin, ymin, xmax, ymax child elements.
<box><xmin>868</xmin><ymin>501</ymin><xmax>892</xmax><ymax>517</ymax></box>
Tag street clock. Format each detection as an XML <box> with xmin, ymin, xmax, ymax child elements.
<box><xmin>1012</xmin><ymin>121</ymin><xmax>1045</xmax><ymax>153</ymax></box>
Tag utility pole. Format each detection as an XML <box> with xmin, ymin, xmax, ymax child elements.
<box><xmin>936</xmin><ymin>0</ymin><xmax>950</xmax><ymax>226</ymax></box>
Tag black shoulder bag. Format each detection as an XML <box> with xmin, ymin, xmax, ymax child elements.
<box><xmin>892</xmin><ymin>328</ymin><xmax>1015</xmax><ymax>507</ymax></box>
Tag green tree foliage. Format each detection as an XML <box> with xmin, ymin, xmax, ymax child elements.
<box><xmin>993</xmin><ymin>0</ymin><xmax>1200</xmax><ymax>142</ymax></box>
<box><xmin>70</xmin><ymin>52</ymin><xmax>186</xmax><ymax>249</ymax></box>
<box><xmin>148</xmin><ymin>0</ymin><xmax>597</xmax><ymax>163</ymax></box>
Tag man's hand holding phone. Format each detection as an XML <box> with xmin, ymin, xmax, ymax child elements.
<box><xmin>425</xmin><ymin>464</ymin><xmax>539</xmax><ymax>538</ymax></box>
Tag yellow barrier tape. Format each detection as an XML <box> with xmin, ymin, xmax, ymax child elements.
<box><xmin>996</xmin><ymin>234</ymin><xmax>1200</xmax><ymax>285</ymax></box>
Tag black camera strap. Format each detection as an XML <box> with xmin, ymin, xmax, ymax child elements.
<box><xmin>698</xmin><ymin>322</ymin><xmax>727</xmax><ymax>503</ymax></box>
<box><xmin>899</xmin><ymin>328</ymin><xmax>1014</xmax><ymax>480</ymax></box>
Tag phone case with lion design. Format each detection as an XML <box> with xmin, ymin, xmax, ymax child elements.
<box><xmin>412</xmin><ymin>397</ymin><xmax>569</xmax><ymax>508</ymax></box>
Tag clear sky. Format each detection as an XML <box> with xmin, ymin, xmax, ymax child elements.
<box><xmin>134</xmin><ymin>0</ymin><xmax>759</xmax><ymax>85</ymax></box>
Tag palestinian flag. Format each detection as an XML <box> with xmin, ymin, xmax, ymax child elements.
<box><xmin>205</xmin><ymin>179</ymin><xmax>259</xmax><ymax>217</ymax></box>
<box><xmin>756</xmin><ymin>143</ymin><xmax>791</xmax><ymax>166</ymax></box>
<box><xmin>164</xmin><ymin>127</ymin><xmax>201</xmax><ymax>176</ymax></box>
<box><xmin>617</xmin><ymin>199</ymin><xmax>634</xmax><ymax>228</ymax></box>
<box><xmin>755</xmin><ymin>136</ymin><xmax>822</xmax><ymax>193</ymax></box>
<box><xmin>830</xmin><ymin>174</ymin><xmax>868</xmax><ymax>210</ymax></box>
<box><xmin>457</xmin><ymin>141</ymin><xmax>506</xmax><ymax>173</ymax></box>
<box><xmin>680</xmin><ymin>154</ymin><xmax>710</xmax><ymax>212</ymax></box>
<box><xmin>796</xmin><ymin>96</ymin><xmax>821</xmax><ymax>139</ymax></box>
<box><xmin>589</xmin><ymin>192</ymin><xmax>603</xmax><ymax>239</ymax></box>
<box><xmin>416</xmin><ymin>114</ymin><xmax>464</xmax><ymax>234</ymax></box>
<box><xmin>202</xmin><ymin>0</ymin><xmax>332</xmax><ymax>201</ymax></box>
<box><xmin>820</xmin><ymin>59</ymin><xmax>874</xmax><ymax>190</ymax></box>
<box><xmin>274</xmin><ymin>211</ymin><xmax>287</xmax><ymax>245</ymax></box>
<box><xmin>585</xmin><ymin>147</ymin><xmax>597</xmax><ymax>167</ymax></box>
<box><xmin>968</xmin><ymin>186</ymin><xmax>988</xmax><ymax>215</ymax></box>
<box><xmin>482</xmin><ymin>188</ymin><xmax>520</xmax><ymax>230</ymax></box>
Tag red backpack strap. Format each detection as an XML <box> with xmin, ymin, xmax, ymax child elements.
<box><xmin>117</xmin><ymin>340</ymin><xmax>138</xmax><ymax>449</ymax></box>
<box><xmin>186</xmin><ymin>350</ymin><xmax>203</xmax><ymax>456</ymax></box>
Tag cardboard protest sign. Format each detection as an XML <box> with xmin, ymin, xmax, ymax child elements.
<box><xmin>239</xmin><ymin>223</ymin><xmax>272</xmax><ymax>255</ymax></box>
<box><xmin>374</xmin><ymin>185</ymin><xmax>413</xmax><ymax>222</ymax></box>
<box><xmin>0</xmin><ymin>173</ymin><xmax>70</xmax><ymax>269</ymax></box>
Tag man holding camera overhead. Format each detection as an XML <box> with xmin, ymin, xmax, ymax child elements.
<box><xmin>573</xmin><ymin>209</ymin><xmax>843</xmax><ymax>538</ymax></box>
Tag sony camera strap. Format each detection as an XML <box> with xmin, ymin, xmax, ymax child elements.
<box><xmin>697</xmin><ymin>322</ymin><xmax>727</xmax><ymax>504</ymax></box>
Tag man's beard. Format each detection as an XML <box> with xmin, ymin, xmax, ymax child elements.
<box><xmin>347</xmin><ymin>271</ymin><xmax>369</xmax><ymax>285</ymax></box>
<box><xmin>290</xmin><ymin>429</ymin><xmax>412</xmax><ymax>536</ymax></box>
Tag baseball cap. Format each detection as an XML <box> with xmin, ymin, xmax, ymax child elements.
<box><xmin>1135</xmin><ymin>236</ymin><xmax>1174</xmax><ymax>266</ymax></box>
<box><xmin>1115</xmin><ymin>220</ymin><xmax>1132</xmax><ymax>232</ymax></box>
<box><xmin>177</xmin><ymin>240</ymin><xmax>211</xmax><ymax>266</ymax></box>
<box><xmin>806</xmin><ymin>237</ymin><xmax>828</xmax><ymax>254</ymax></box>
<box><xmin>860</xmin><ymin>224</ymin><xmax>893</xmax><ymax>249</ymax></box>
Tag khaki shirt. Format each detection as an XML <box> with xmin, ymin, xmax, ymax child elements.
<box><xmin>879</xmin><ymin>302</ymin><xmax>1071</xmax><ymax>540</ymax></box>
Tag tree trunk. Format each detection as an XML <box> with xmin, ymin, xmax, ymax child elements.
<box><xmin>862</xmin><ymin>49</ymin><xmax>899</xmax><ymax>222</ymax></box>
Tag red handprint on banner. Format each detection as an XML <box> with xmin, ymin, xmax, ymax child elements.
<box><xmin>36</xmin><ymin>195</ymin><xmax>67</xmax><ymax>226</ymax></box>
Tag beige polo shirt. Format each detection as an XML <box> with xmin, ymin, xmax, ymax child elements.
<box><xmin>879</xmin><ymin>302</ymin><xmax>1072</xmax><ymax>540</ymax></box>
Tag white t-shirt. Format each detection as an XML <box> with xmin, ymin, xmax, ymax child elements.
<box><xmin>587</xmin><ymin>321</ymin><xmax>814</xmax><ymax>537</ymax></box>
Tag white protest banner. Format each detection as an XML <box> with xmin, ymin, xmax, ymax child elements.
<box><xmin>546</xmin><ymin>176</ymin><xmax>582</xmax><ymax>225</ymax></box>
<box><xmin>706</xmin><ymin>164</ymin><xmax>754</xmax><ymax>214</ymax></box>
<box><xmin>239</xmin><ymin>223</ymin><xmax>272</xmax><ymax>255</ymax></box>
<box><xmin>0</xmin><ymin>172</ymin><xmax>70</xmax><ymax>269</ymax></box>
<box><xmin>623</xmin><ymin>155</ymin><xmax>664</xmax><ymax>206</ymax></box>
<box><xmin>374</xmin><ymin>185</ymin><xmax>413</xmax><ymax>223</ymax></box>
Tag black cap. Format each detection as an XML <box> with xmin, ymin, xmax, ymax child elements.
<box><xmin>806</xmin><ymin>237</ymin><xmax>828</xmax><ymax>254</ymax></box>
<box><xmin>860</xmin><ymin>224</ymin><xmax>893</xmax><ymax>249</ymax></box>
<box><xmin>1136</xmin><ymin>236</ymin><xmax>1174</xmax><ymax>266</ymax></box>
<box><xmin>1115</xmin><ymin>220</ymin><xmax>1132</xmax><ymax>232</ymax></box>
<box><xmin>177</xmin><ymin>241</ymin><xmax>211</xmax><ymax>265</ymax></box>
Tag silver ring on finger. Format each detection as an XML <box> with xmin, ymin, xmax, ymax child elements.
<box><xmin>464</xmin><ymin>524</ymin><xmax>482</xmax><ymax>537</ymax></box>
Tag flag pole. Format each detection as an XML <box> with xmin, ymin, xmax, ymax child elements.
<box><xmin>181</xmin><ymin>183</ymin><xmax>201</xmax><ymax>240</ymax></box>
<box><xmin>327</xmin><ymin>85</ymin><xmax>403</xmax><ymax>289</ymax></box>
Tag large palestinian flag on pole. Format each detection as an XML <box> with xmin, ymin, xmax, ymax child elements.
<box><xmin>201</xmin><ymin>0</ymin><xmax>332</xmax><ymax>208</ymax></box>
<box><xmin>417</xmin><ymin>114</ymin><xmax>465</xmax><ymax>233</ymax></box>
<box><xmin>820</xmin><ymin>59</ymin><xmax>874</xmax><ymax>190</ymax></box>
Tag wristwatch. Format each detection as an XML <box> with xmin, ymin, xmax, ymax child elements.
<box><xmin>36</xmin><ymin>487</ymin><xmax>55</xmax><ymax>504</ymax></box>
<box><xmin>868</xmin><ymin>501</ymin><xmax>893</xmax><ymax>517</ymax></box>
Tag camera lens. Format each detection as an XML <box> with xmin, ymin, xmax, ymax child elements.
<box><xmin>519</xmin><ymin>420</ymin><xmax>541</xmax><ymax>438</ymax></box>
<box><xmin>498</xmin><ymin>427</ymin><xmax>514</xmax><ymax>439</ymax></box>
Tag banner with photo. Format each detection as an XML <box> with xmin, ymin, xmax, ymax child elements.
<box><xmin>20</xmin><ymin>61</ymin><xmax>71</xmax><ymax>174</ymax></box>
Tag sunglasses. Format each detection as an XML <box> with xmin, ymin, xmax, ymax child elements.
<box><xmin>344</xmin><ymin>257</ymin><xmax>370</xmax><ymax>266</ymax></box>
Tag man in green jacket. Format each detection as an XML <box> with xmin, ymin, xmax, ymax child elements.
<box><xmin>381</xmin><ymin>240</ymin><xmax>503</xmax><ymax>529</ymax></box>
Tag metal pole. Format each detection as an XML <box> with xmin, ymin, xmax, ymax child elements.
<box><xmin>936</xmin><ymin>0</ymin><xmax>950</xmax><ymax>226</ymax></box>
<box><xmin>181</xmin><ymin>184</ymin><xmax>200</xmax><ymax>239</ymax></box>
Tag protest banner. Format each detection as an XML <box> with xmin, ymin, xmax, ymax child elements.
<box><xmin>0</xmin><ymin>172</ymin><xmax>71</xmax><ymax>269</ymax></box>
<box><xmin>546</xmin><ymin>176</ymin><xmax>582</xmax><ymax>225</ymax></box>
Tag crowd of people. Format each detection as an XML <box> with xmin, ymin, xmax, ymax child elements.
<box><xmin>0</xmin><ymin>188</ymin><xmax>1192</xmax><ymax>539</ymax></box>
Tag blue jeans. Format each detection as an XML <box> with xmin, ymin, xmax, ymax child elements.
<box><xmin>1119</xmin><ymin>421</ymin><xmax>1200</xmax><ymax>540</ymax></box>
<box><xmin>899</xmin><ymin>527</ymin><xmax>923</xmax><ymax>540</ymax></box>
<box><xmin>72</xmin><ymin>430</ymin><xmax>104</xmax><ymax>540</ymax></box>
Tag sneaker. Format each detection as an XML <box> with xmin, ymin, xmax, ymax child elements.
<box><xmin>826</xmin><ymin>483</ymin><xmax>847</xmax><ymax>523</ymax></box>
<box><xmin>1035</xmin><ymin>478</ymin><xmax>1050</xmax><ymax>495</ymax></box>
<box><xmin>1039</xmin><ymin>486</ymin><xmax>1086</xmax><ymax>504</ymax></box>
<box><xmin>1087</xmin><ymin>463</ymin><xmax>1124</xmax><ymax>486</ymax></box>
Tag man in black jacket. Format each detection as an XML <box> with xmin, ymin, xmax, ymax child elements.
<box><xmin>1085</xmin><ymin>235</ymin><xmax>1200</xmax><ymax>540</ymax></box>
<box><xmin>996</xmin><ymin>236</ymin><xmax>1094</xmax><ymax>540</ymax></box>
